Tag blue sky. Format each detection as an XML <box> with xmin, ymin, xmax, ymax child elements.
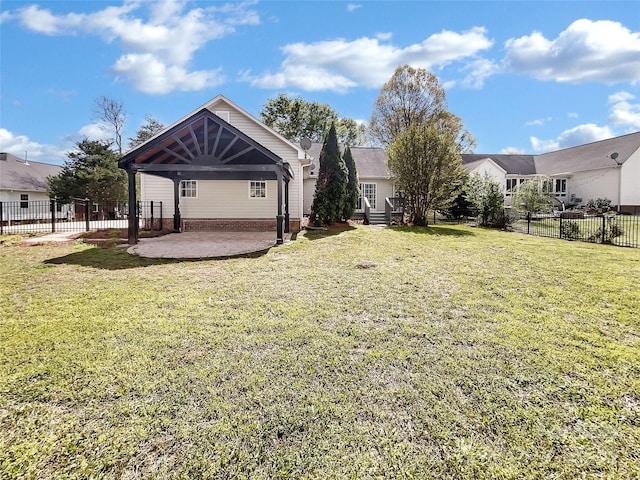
<box><xmin>1</xmin><ymin>0</ymin><xmax>639</xmax><ymax>165</ymax></box>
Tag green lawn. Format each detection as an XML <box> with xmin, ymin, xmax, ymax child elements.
<box><xmin>1</xmin><ymin>225</ymin><xmax>639</xmax><ymax>479</ymax></box>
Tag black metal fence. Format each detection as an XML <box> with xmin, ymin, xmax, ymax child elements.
<box><xmin>431</xmin><ymin>208</ymin><xmax>639</xmax><ymax>248</ymax></box>
<box><xmin>511</xmin><ymin>212</ymin><xmax>639</xmax><ymax>248</ymax></box>
<box><xmin>0</xmin><ymin>199</ymin><xmax>163</xmax><ymax>235</ymax></box>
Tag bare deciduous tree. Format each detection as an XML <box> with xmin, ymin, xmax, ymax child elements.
<box><xmin>94</xmin><ymin>96</ymin><xmax>127</xmax><ymax>156</ymax></box>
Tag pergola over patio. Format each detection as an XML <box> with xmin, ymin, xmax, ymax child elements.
<box><xmin>119</xmin><ymin>109</ymin><xmax>293</xmax><ymax>245</ymax></box>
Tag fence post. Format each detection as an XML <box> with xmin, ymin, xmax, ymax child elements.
<box><xmin>433</xmin><ymin>210</ymin><xmax>436</xmax><ymax>225</ymax></box>
<box><xmin>602</xmin><ymin>215</ymin><xmax>606</xmax><ymax>244</ymax></box>
<box><xmin>85</xmin><ymin>199</ymin><xmax>90</xmax><ymax>232</ymax></box>
<box><xmin>50</xmin><ymin>198</ymin><xmax>56</xmax><ymax>233</ymax></box>
<box><xmin>0</xmin><ymin>201</ymin><xmax>3</xmax><ymax>235</ymax></box>
<box><xmin>559</xmin><ymin>215</ymin><xmax>563</xmax><ymax>239</ymax></box>
<box><xmin>150</xmin><ymin>201</ymin><xmax>154</xmax><ymax>231</ymax></box>
<box><xmin>159</xmin><ymin>202</ymin><xmax>163</xmax><ymax>231</ymax></box>
<box><xmin>527</xmin><ymin>212</ymin><xmax>531</xmax><ymax>234</ymax></box>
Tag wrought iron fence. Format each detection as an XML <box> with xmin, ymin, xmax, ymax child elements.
<box><xmin>431</xmin><ymin>207</ymin><xmax>639</xmax><ymax>248</ymax></box>
<box><xmin>0</xmin><ymin>199</ymin><xmax>163</xmax><ymax>235</ymax></box>
<box><xmin>512</xmin><ymin>212</ymin><xmax>639</xmax><ymax>248</ymax></box>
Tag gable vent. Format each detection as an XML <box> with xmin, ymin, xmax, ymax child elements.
<box><xmin>215</xmin><ymin>110</ymin><xmax>230</xmax><ymax>123</ymax></box>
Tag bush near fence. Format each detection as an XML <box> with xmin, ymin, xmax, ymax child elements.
<box><xmin>433</xmin><ymin>207</ymin><xmax>639</xmax><ymax>248</ymax></box>
<box><xmin>512</xmin><ymin>212</ymin><xmax>639</xmax><ymax>248</ymax></box>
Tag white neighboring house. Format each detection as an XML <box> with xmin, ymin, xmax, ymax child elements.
<box><xmin>119</xmin><ymin>95</ymin><xmax>310</xmax><ymax>244</ymax></box>
<box><xmin>302</xmin><ymin>143</ymin><xmax>397</xmax><ymax>217</ymax></box>
<box><xmin>461</xmin><ymin>131</ymin><xmax>640</xmax><ymax>213</ymax></box>
<box><xmin>0</xmin><ymin>152</ymin><xmax>64</xmax><ymax>222</ymax></box>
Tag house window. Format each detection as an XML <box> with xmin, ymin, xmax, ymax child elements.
<box><xmin>20</xmin><ymin>194</ymin><xmax>28</xmax><ymax>208</ymax></box>
<box><xmin>505</xmin><ymin>179</ymin><xmax>519</xmax><ymax>196</ymax></box>
<box><xmin>555</xmin><ymin>179</ymin><xmax>567</xmax><ymax>196</ymax></box>
<box><xmin>358</xmin><ymin>183</ymin><xmax>377</xmax><ymax>210</ymax></box>
<box><xmin>180</xmin><ymin>180</ymin><xmax>197</xmax><ymax>198</ymax></box>
<box><xmin>542</xmin><ymin>178</ymin><xmax>553</xmax><ymax>194</ymax></box>
<box><xmin>249</xmin><ymin>181</ymin><xmax>266</xmax><ymax>198</ymax></box>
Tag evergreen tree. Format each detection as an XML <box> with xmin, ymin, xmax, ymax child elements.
<box><xmin>310</xmin><ymin>124</ymin><xmax>348</xmax><ymax>225</ymax></box>
<box><xmin>342</xmin><ymin>146</ymin><xmax>359</xmax><ymax>221</ymax></box>
<box><xmin>48</xmin><ymin>139</ymin><xmax>127</xmax><ymax>203</ymax></box>
<box><xmin>128</xmin><ymin>115</ymin><xmax>165</xmax><ymax>150</ymax></box>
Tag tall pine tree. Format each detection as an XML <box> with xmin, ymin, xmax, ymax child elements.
<box><xmin>48</xmin><ymin>139</ymin><xmax>127</xmax><ymax>203</ymax></box>
<box><xmin>342</xmin><ymin>146</ymin><xmax>359</xmax><ymax>221</ymax></box>
<box><xmin>310</xmin><ymin>124</ymin><xmax>348</xmax><ymax>226</ymax></box>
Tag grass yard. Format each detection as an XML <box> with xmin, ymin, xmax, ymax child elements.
<box><xmin>1</xmin><ymin>225</ymin><xmax>639</xmax><ymax>479</ymax></box>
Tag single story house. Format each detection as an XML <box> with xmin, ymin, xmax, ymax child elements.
<box><xmin>0</xmin><ymin>152</ymin><xmax>64</xmax><ymax>222</ymax></box>
<box><xmin>119</xmin><ymin>95</ymin><xmax>310</xmax><ymax>244</ymax></box>
<box><xmin>120</xmin><ymin>95</ymin><xmax>639</xmax><ymax>243</ymax></box>
<box><xmin>462</xmin><ymin>131</ymin><xmax>640</xmax><ymax>213</ymax></box>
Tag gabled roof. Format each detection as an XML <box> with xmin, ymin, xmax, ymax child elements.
<box><xmin>0</xmin><ymin>152</ymin><xmax>61</xmax><ymax>192</ymax></box>
<box><xmin>123</xmin><ymin>94</ymin><xmax>307</xmax><ymax>162</ymax></box>
<box><xmin>535</xmin><ymin>131</ymin><xmax>640</xmax><ymax>175</ymax></box>
<box><xmin>462</xmin><ymin>131</ymin><xmax>640</xmax><ymax>176</ymax></box>
<box><xmin>119</xmin><ymin>108</ymin><xmax>293</xmax><ymax>181</ymax></box>
<box><xmin>462</xmin><ymin>154</ymin><xmax>536</xmax><ymax>175</ymax></box>
<box><xmin>307</xmin><ymin>143</ymin><xmax>391</xmax><ymax>178</ymax></box>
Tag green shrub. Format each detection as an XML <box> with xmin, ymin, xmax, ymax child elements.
<box><xmin>586</xmin><ymin>219</ymin><xmax>624</xmax><ymax>244</ymax></box>
<box><xmin>560</xmin><ymin>220</ymin><xmax>581</xmax><ymax>240</ymax></box>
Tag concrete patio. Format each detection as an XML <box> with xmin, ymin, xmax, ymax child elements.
<box><xmin>126</xmin><ymin>231</ymin><xmax>292</xmax><ymax>259</ymax></box>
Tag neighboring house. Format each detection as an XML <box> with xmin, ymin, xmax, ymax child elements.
<box><xmin>119</xmin><ymin>95</ymin><xmax>310</xmax><ymax>244</ymax></box>
<box><xmin>462</xmin><ymin>131</ymin><xmax>640</xmax><ymax>213</ymax></box>
<box><xmin>302</xmin><ymin>143</ymin><xmax>396</xmax><ymax>216</ymax></box>
<box><xmin>0</xmin><ymin>152</ymin><xmax>63</xmax><ymax>222</ymax></box>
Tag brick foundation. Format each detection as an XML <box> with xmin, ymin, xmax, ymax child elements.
<box><xmin>143</xmin><ymin>217</ymin><xmax>301</xmax><ymax>232</ymax></box>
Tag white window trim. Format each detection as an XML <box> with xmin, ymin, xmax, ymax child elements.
<box><xmin>249</xmin><ymin>180</ymin><xmax>267</xmax><ymax>199</ymax></box>
<box><xmin>358</xmin><ymin>182</ymin><xmax>377</xmax><ymax>210</ymax></box>
<box><xmin>180</xmin><ymin>180</ymin><xmax>198</xmax><ymax>199</ymax></box>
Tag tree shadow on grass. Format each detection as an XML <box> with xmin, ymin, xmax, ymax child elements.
<box><xmin>43</xmin><ymin>245</ymin><xmax>269</xmax><ymax>270</ymax></box>
<box><xmin>301</xmin><ymin>224</ymin><xmax>357</xmax><ymax>241</ymax></box>
<box><xmin>392</xmin><ymin>225</ymin><xmax>476</xmax><ymax>237</ymax></box>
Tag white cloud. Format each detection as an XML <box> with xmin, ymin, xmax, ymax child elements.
<box><xmin>246</xmin><ymin>27</ymin><xmax>494</xmax><ymax>92</ymax></box>
<box><xmin>500</xmin><ymin>146</ymin><xmax>525</xmax><ymax>154</ymax></box>
<box><xmin>525</xmin><ymin>116</ymin><xmax>552</xmax><ymax>127</ymax></box>
<box><xmin>460</xmin><ymin>58</ymin><xmax>499</xmax><ymax>89</ymax></box>
<box><xmin>608</xmin><ymin>91</ymin><xmax>640</xmax><ymax>129</ymax></box>
<box><xmin>112</xmin><ymin>53</ymin><xmax>225</xmax><ymax>94</ymax></box>
<box><xmin>530</xmin><ymin>123</ymin><xmax>614</xmax><ymax>152</ymax></box>
<box><xmin>504</xmin><ymin>19</ymin><xmax>640</xmax><ymax>84</ymax></box>
<box><xmin>10</xmin><ymin>0</ymin><xmax>260</xmax><ymax>94</ymax></box>
<box><xmin>0</xmin><ymin>128</ymin><xmax>67</xmax><ymax>163</ymax></box>
<box><xmin>76</xmin><ymin>123</ymin><xmax>113</xmax><ymax>143</ymax></box>
<box><xmin>568</xmin><ymin>112</ymin><xmax>579</xmax><ymax>119</ymax></box>
<box><xmin>347</xmin><ymin>4</ymin><xmax>362</xmax><ymax>13</ymax></box>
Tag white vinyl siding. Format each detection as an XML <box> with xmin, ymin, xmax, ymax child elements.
<box><xmin>141</xmin><ymin>176</ymin><xmax>278</xmax><ymax>218</ymax></box>
<box><xmin>139</xmin><ymin>97</ymin><xmax>305</xmax><ymax>221</ymax></box>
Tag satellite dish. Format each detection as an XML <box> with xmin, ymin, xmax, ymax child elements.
<box><xmin>610</xmin><ymin>152</ymin><xmax>619</xmax><ymax>160</ymax></box>
<box><xmin>309</xmin><ymin>163</ymin><xmax>316</xmax><ymax>171</ymax></box>
<box><xmin>300</xmin><ymin>137</ymin><xmax>312</xmax><ymax>151</ymax></box>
